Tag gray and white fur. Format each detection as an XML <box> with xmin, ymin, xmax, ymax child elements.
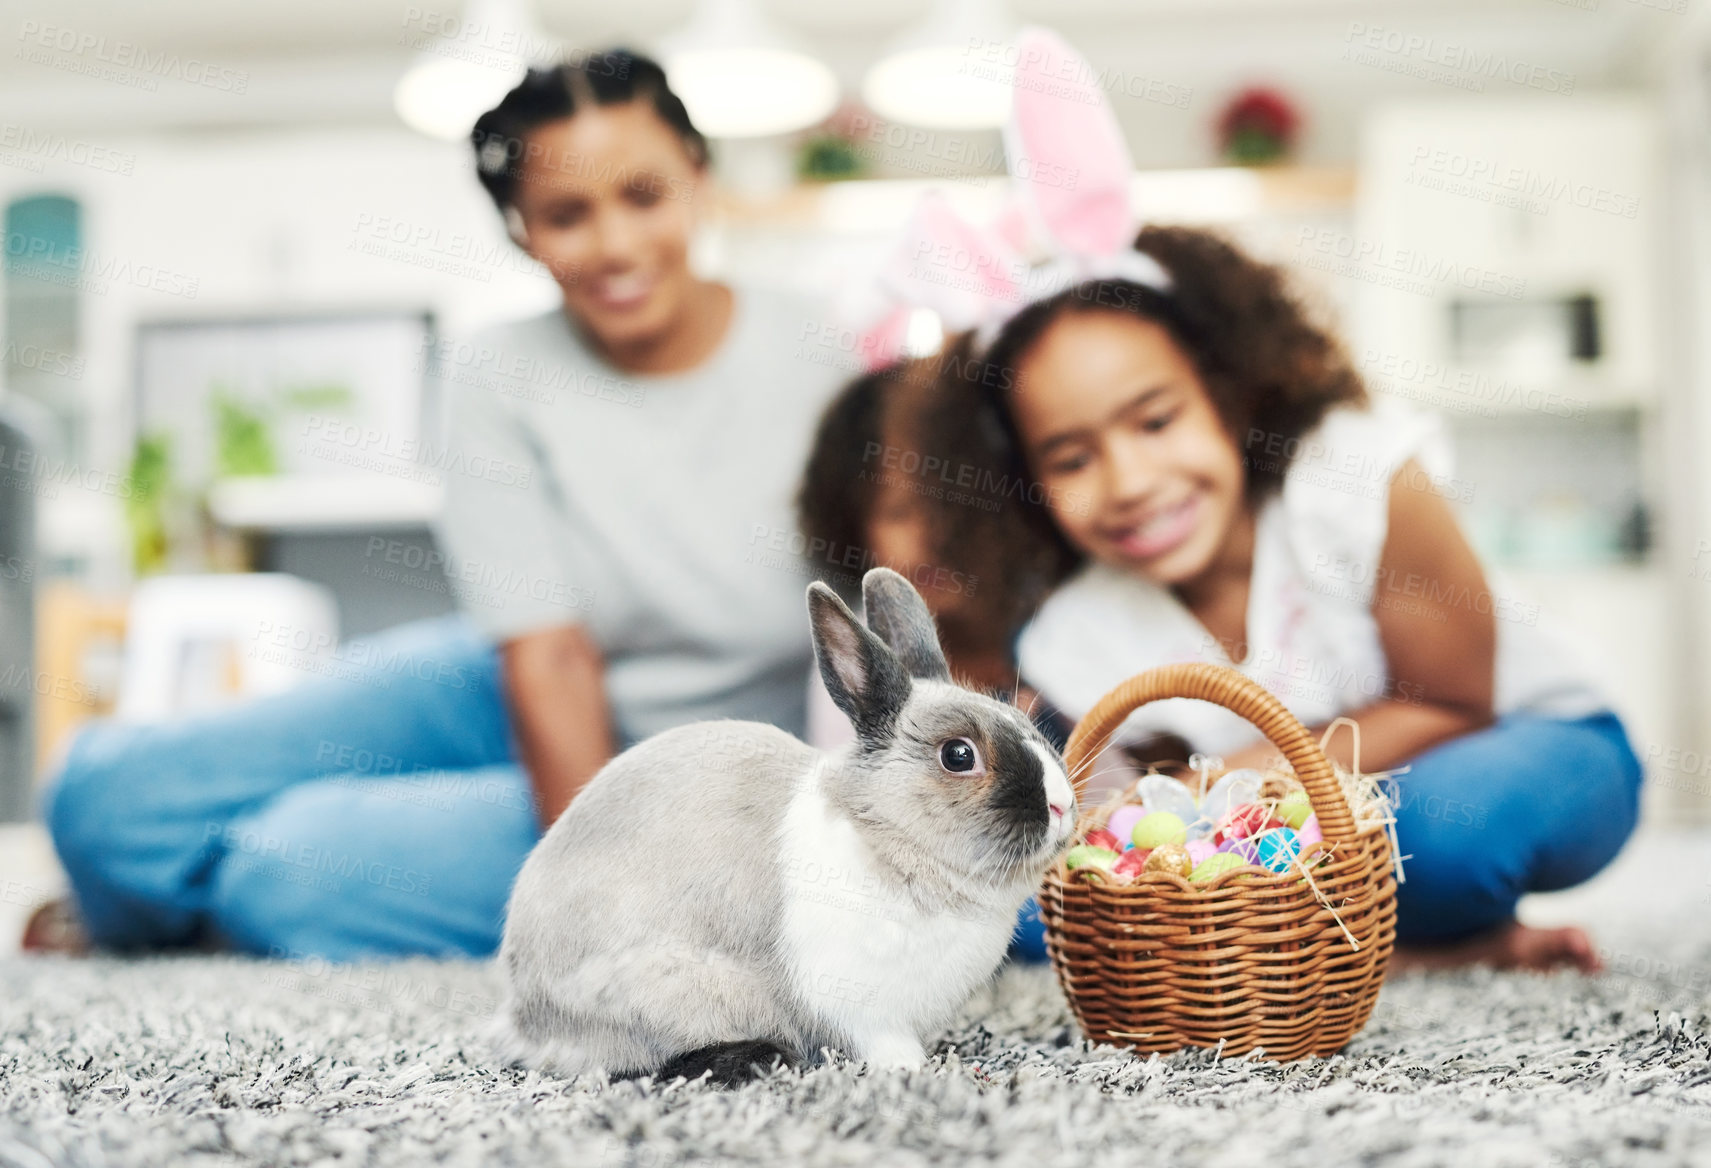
<box><xmin>495</xmin><ymin>567</ymin><xmax>1077</xmax><ymax>1083</ymax></box>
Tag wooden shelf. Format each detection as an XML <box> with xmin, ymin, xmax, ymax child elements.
<box><xmin>207</xmin><ymin>475</ymin><xmax>441</xmax><ymax>533</ymax></box>
<box><xmin>714</xmin><ymin>166</ymin><xmax>1357</xmax><ymax>231</ymax></box>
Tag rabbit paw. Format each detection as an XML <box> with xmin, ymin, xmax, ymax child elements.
<box><xmin>857</xmin><ymin>1032</ymin><xmax>927</xmax><ymax>1070</ymax></box>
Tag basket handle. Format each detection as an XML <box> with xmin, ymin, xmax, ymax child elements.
<box><xmin>1063</xmin><ymin>662</ymin><xmax>1358</xmax><ymax>845</ymax></box>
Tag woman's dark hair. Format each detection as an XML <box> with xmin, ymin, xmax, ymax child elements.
<box><xmin>973</xmin><ymin>224</ymin><xmax>1370</xmax><ymax>602</ymax></box>
<box><xmin>797</xmin><ymin>337</ymin><xmax>1076</xmax><ymax>673</ymax></box>
<box><xmin>470</xmin><ymin>49</ymin><xmax>709</xmax><ymax>210</ymax></box>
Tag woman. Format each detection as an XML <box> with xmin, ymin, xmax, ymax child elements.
<box><xmin>40</xmin><ymin>51</ymin><xmax>848</xmax><ymax>960</ymax></box>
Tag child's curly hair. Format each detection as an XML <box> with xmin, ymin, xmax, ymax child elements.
<box><xmin>797</xmin><ymin>338</ymin><xmax>1067</xmax><ymax>673</ymax></box>
<box><xmin>970</xmin><ymin>225</ymin><xmax>1370</xmax><ymax>608</ymax></box>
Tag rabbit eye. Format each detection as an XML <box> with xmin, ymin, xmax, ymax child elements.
<box><xmin>939</xmin><ymin>738</ymin><xmax>981</xmax><ymax>774</ymax></box>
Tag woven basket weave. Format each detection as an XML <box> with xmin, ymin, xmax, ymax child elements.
<box><xmin>1040</xmin><ymin>663</ymin><xmax>1397</xmax><ymax>1061</ymax></box>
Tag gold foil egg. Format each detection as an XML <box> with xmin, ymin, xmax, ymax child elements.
<box><xmin>1143</xmin><ymin>843</ymin><xmax>1193</xmax><ymax>877</ymax></box>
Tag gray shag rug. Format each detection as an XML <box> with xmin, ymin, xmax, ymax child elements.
<box><xmin>4</xmin><ymin>831</ymin><xmax>1710</xmax><ymax>1168</ymax></box>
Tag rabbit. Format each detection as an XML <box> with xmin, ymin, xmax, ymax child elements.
<box><xmin>494</xmin><ymin>566</ymin><xmax>1077</xmax><ymax>1085</ymax></box>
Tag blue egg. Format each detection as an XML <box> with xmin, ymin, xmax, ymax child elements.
<box><xmin>1254</xmin><ymin>829</ymin><xmax>1301</xmax><ymax>873</ymax></box>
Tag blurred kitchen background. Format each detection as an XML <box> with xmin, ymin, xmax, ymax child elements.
<box><xmin>2</xmin><ymin>0</ymin><xmax>1710</xmax><ymax>871</ymax></box>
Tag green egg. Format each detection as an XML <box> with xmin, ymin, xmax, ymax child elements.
<box><xmin>1190</xmin><ymin>852</ymin><xmax>1248</xmax><ymax>883</ymax></box>
<box><xmin>1064</xmin><ymin>845</ymin><xmax>1120</xmax><ymax>871</ymax></box>
<box><xmin>1277</xmin><ymin>792</ymin><xmax>1313</xmax><ymax>829</ymax></box>
<box><xmin>1131</xmin><ymin>811</ymin><xmax>1187</xmax><ymax>849</ymax></box>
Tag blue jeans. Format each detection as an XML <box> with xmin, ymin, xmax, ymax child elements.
<box><xmin>45</xmin><ymin>616</ymin><xmax>537</xmax><ymax>961</ymax></box>
<box><xmin>1007</xmin><ymin>710</ymin><xmax>1643</xmax><ymax>960</ymax></box>
<box><xmin>1388</xmin><ymin>709</ymin><xmax>1642</xmax><ymax>943</ymax></box>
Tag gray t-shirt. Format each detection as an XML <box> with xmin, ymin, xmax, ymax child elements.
<box><xmin>435</xmin><ymin>287</ymin><xmax>846</xmax><ymax>745</ymax></box>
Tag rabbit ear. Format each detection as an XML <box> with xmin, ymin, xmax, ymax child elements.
<box><xmin>807</xmin><ymin>582</ymin><xmax>913</xmax><ymax>742</ymax></box>
<box><xmin>857</xmin><ymin>306</ymin><xmax>912</xmax><ymax>372</ymax></box>
<box><xmin>860</xmin><ymin>567</ymin><xmax>950</xmax><ymax>683</ymax></box>
<box><xmin>1004</xmin><ymin>26</ymin><xmax>1136</xmax><ymax>258</ymax></box>
<box><xmin>882</xmin><ymin>192</ymin><xmax>1024</xmax><ymax>333</ymax></box>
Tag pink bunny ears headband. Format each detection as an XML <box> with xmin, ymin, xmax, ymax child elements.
<box><xmin>842</xmin><ymin>26</ymin><xmax>1170</xmax><ymax>370</ymax></box>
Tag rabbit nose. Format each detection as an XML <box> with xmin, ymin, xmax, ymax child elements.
<box><xmin>1049</xmin><ymin>802</ymin><xmax>1068</xmax><ymax>819</ymax></box>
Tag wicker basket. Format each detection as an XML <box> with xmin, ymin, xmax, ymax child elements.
<box><xmin>1040</xmin><ymin>662</ymin><xmax>1397</xmax><ymax>1061</ymax></box>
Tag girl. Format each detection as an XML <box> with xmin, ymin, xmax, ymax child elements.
<box><xmin>968</xmin><ymin>226</ymin><xmax>1640</xmax><ymax>973</ymax></box>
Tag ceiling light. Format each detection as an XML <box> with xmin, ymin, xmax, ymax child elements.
<box><xmin>661</xmin><ymin>0</ymin><xmax>839</xmax><ymax>139</ymax></box>
<box><xmin>862</xmin><ymin>0</ymin><xmax>1014</xmax><ymax>130</ymax></box>
<box><xmin>394</xmin><ymin>0</ymin><xmax>550</xmax><ymax>141</ymax></box>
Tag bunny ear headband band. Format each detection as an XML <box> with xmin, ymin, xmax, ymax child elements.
<box><xmin>840</xmin><ymin>26</ymin><xmax>1171</xmax><ymax>372</ymax></box>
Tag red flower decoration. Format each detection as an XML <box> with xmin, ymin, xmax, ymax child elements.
<box><xmin>1217</xmin><ymin>87</ymin><xmax>1301</xmax><ymax>165</ymax></box>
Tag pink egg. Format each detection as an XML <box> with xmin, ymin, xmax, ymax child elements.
<box><xmin>1184</xmin><ymin>838</ymin><xmax>1217</xmax><ymax>866</ymax></box>
<box><xmin>1106</xmin><ymin>804</ymin><xmax>1147</xmax><ymax>848</ymax></box>
<box><xmin>1298</xmin><ymin>814</ymin><xmax>1322</xmax><ymax>847</ymax></box>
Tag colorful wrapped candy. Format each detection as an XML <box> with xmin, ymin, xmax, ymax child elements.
<box><xmin>1112</xmin><ymin>847</ymin><xmax>1152</xmax><ymax>878</ymax></box>
<box><xmin>1065</xmin><ymin>845</ymin><xmax>1119</xmax><ymax>872</ymax></box>
<box><xmin>1143</xmin><ymin>843</ymin><xmax>1193</xmax><ymax>877</ymax></box>
<box><xmin>1215</xmin><ymin>802</ymin><xmax>1284</xmax><ymax>843</ymax></box>
<box><xmin>1065</xmin><ymin>766</ymin><xmax>1352</xmax><ymax>888</ymax></box>
<box><xmin>1084</xmin><ymin>828</ymin><xmax>1122</xmax><ymax>853</ymax></box>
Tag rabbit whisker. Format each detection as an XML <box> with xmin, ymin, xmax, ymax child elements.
<box><xmin>1066</xmin><ymin>725</ymin><xmax>1126</xmax><ymax>785</ymax></box>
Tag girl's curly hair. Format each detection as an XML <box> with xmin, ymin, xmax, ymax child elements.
<box><xmin>797</xmin><ymin>337</ymin><xmax>1071</xmax><ymax>674</ymax></box>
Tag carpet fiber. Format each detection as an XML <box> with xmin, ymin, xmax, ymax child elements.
<box><xmin>4</xmin><ymin>832</ymin><xmax>1710</xmax><ymax>1168</ymax></box>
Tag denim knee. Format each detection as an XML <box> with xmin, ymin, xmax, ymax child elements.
<box><xmin>207</xmin><ymin>786</ymin><xmax>374</xmax><ymax>957</ymax></box>
<box><xmin>204</xmin><ymin>778</ymin><xmax>482</xmax><ymax>961</ymax></box>
<box><xmin>1392</xmin><ymin>761</ymin><xmax>1539</xmax><ymax>943</ymax></box>
<box><xmin>43</xmin><ymin>721</ymin><xmax>144</xmax><ymax>876</ymax></box>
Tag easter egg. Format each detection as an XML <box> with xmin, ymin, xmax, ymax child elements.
<box><xmin>1105</xmin><ymin>804</ymin><xmax>1148</xmax><ymax>846</ymax></box>
<box><xmin>1198</xmin><ymin>768</ymin><xmax>1264</xmax><ymax>829</ymax></box>
<box><xmin>1276</xmin><ymin>792</ymin><xmax>1313</xmax><ymax>829</ymax></box>
<box><xmin>1184</xmin><ymin>838</ymin><xmax>1218</xmax><ymax>866</ymax></box>
<box><xmin>1216</xmin><ymin>837</ymin><xmax>1259</xmax><ymax>865</ymax></box>
<box><xmin>1135</xmin><ymin>774</ymin><xmax>1198</xmax><ymax>823</ymax></box>
<box><xmin>1132</xmin><ymin>811</ymin><xmax>1187</xmax><ymax>849</ymax></box>
<box><xmin>1298</xmin><ymin>814</ymin><xmax>1323</xmax><ymax>847</ymax></box>
<box><xmin>1143</xmin><ymin>843</ymin><xmax>1193</xmax><ymax>877</ymax></box>
<box><xmin>1254</xmin><ymin>829</ymin><xmax>1301</xmax><ymax>873</ymax></box>
<box><xmin>1113</xmin><ymin>848</ymin><xmax>1151</xmax><ymax>878</ymax></box>
<box><xmin>1190</xmin><ymin>853</ymin><xmax>1247</xmax><ymax>882</ymax></box>
<box><xmin>1217</xmin><ymin>803</ymin><xmax>1284</xmax><ymax>842</ymax></box>
<box><xmin>1065</xmin><ymin>845</ymin><xmax>1119</xmax><ymax>872</ymax></box>
<box><xmin>1084</xmin><ymin>827</ymin><xmax>1122</xmax><ymax>853</ymax></box>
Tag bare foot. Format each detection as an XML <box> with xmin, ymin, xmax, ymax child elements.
<box><xmin>20</xmin><ymin>897</ymin><xmax>90</xmax><ymax>955</ymax></box>
<box><xmin>1390</xmin><ymin>919</ymin><xmax>1601</xmax><ymax>975</ymax></box>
